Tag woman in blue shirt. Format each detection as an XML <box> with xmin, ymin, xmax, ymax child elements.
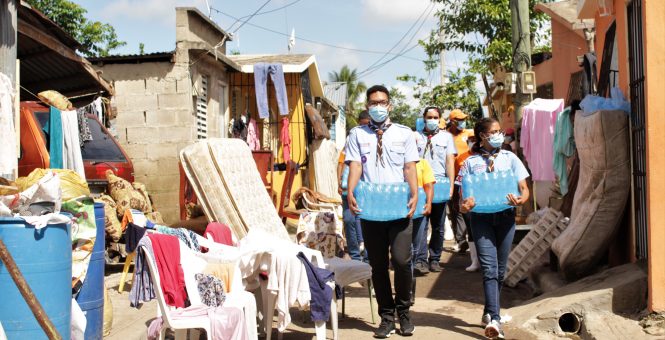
<box><xmin>456</xmin><ymin>118</ymin><xmax>530</xmax><ymax>340</ymax></box>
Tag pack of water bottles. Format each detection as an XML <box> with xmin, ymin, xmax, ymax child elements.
<box><xmin>461</xmin><ymin>170</ymin><xmax>519</xmax><ymax>213</ymax></box>
<box><xmin>341</xmin><ymin>165</ymin><xmax>350</xmax><ymax>193</ymax></box>
<box><xmin>353</xmin><ymin>181</ymin><xmax>426</xmax><ymax>221</ymax></box>
<box><xmin>432</xmin><ymin>177</ymin><xmax>451</xmax><ymax>203</ymax></box>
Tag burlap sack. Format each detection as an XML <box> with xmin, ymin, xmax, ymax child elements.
<box><xmin>96</xmin><ymin>195</ymin><xmax>122</xmax><ymax>242</ymax></box>
<box><xmin>106</xmin><ymin>170</ymin><xmax>149</xmax><ymax>217</ymax></box>
<box><xmin>552</xmin><ymin>110</ymin><xmax>630</xmax><ymax>281</ymax></box>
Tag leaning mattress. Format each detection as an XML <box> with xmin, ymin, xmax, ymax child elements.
<box><xmin>551</xmin><ymin>110</ymin><xmax>630</xmax><ymax>280</ymax></box>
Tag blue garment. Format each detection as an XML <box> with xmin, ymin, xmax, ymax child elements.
<box><xmin>419</xmin><ymin>202</ymin><xmax>447</xmax><ymax>264</ymax></box>
<box><xmin>342</xmin><ymin>199</ymin><xmax>364</xmax><ymax>262</ymax></box>
<box><xmin>553</xmin><ymin>108</ymin><xmax>575</xmax><ymax>195</ymax></box>
<box><xmin>411</xmin><ymin>216</ymin><xmax>427</xmax><ymax>266</ymax></box>
<box><xmin>296</xmin><ymin>252</ymin><xmax>334</xmax><ymax>322</ymax></box>
<box><xmin>253</xmin><ymin>63</ymin><xmax>289</xmax><ymax>118</ymax></box>
<box><xmin>469</xmin><ymin>209</ymin><xmax>516</xmax><ymax>323</ymax></box>
<box><xmin>45</xmin><ymin>106</ymin><xmax>64</xmax><ymax>169</ymax></box>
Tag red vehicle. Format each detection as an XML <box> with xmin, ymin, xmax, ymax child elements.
<box><xmin>18</xmin><ymin>101</ymin><xmax>134</xmax><ymax>193</ymax></box>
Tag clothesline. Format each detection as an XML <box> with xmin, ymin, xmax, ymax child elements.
<box><xmin>19</xmin><ymin>85</ymin><xmax>106</xmax><ymax>113</ymax></box>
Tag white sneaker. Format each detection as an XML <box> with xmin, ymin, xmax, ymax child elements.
<box><xmin>482</xmin><ymin>314</ymin><xmax>511</xmax><ymax>326</ymax></box>
<box><xmin>484</xmin><ymin>320</ymin><xmax>505</xmax><ymax>339</ymax></box>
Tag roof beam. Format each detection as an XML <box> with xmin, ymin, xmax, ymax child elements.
<box><xmin>17</xmin><ymin>18</ymin><xmax>114</xmax><ymax>95</ymax></box>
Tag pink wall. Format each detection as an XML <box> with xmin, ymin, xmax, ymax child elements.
<box><xmin>550</xmin><ymin>20</ymin><xmax>588</xmax><ymax>101</ymax></box>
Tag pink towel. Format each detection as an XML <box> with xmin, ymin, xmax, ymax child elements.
<box><xmin>247</xmin><ymin>118</ymin><xmax>261</xmax><ymax>151</ymax></box>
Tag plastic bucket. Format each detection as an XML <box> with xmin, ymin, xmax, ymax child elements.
<box><xmin>0</xmin><ymin>217</ymin><xmax>71</xmax><ymax>340</ymax></box>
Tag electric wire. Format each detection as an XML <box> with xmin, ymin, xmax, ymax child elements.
<box><xmin>209</xmin><ymin>6</ymin><xmax>424</xmax><ymax>62</ymax></box>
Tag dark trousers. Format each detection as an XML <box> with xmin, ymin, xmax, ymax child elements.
<box><xmin>423</xmin><ymin>202</ymin><xmax>447</xmax><ymax>263</ymax></box>
<box><xmin>449</xmin><ymin>184</ymin><xmax>472</xmax><ymax>243</ymax></box>
<box><xmin>361</xmin><ymin>218</ymin><xmax>412</xmax><ymax>320</ymax></box>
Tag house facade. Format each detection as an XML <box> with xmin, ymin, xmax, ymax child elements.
<box><xmin>576</xmin><ymin>0</ymin><xmax>665</xmax><ymax>312</ymax></box>
<box><xmin>90</xmin><ymin>7</ymin><xmax>237</xmax><ymax>223</ymax></box>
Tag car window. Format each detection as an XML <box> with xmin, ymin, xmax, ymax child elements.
<box><xmin>81</xmin><ymin>117</ymin><xmax>127</xmax><ymax>162</ymax></box>
<box><xmin>32</xmin><ymin>110</ymin><xmax>126</xmax><ymax>162</ymax></box>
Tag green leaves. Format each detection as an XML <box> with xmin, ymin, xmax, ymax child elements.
<box><xmin>329</xmin><ymin>65</ymin><xmax>367</xmax><ymax>131</ymax></box>
<box><xmin>26</xmin><ymin>0</ymin><xmax>126</xmax><ymax>57</ymax></box>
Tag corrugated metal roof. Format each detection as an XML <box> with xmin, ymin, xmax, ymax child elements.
<box><xmin>17</xmin><ymin>2</ymin><xmax>114</xmax><ymax>104</ymax></box>
<box><xmin>228</xmin><ymin>54</ymin><xmax>313</xmax><ymax>67</ymax></box>
<box><xmin>323</xmin><ymin>82</ymin><xmax>348</xmax><ymax>108</ymax></box>
<box><xmin>88</xmin><ymin>52</ymin><xmax>175</xmax><ymax>64</ymax></box>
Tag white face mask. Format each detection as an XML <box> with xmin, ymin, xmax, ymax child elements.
<box><xmin>487</xmin><ymin>132</ymin><xmax>505</xmax><ymax>148</ymax></box>
<box><xmin>368</xmin><ymin>106</ymin><xmax>389</xmax><ymax>123</ymax></box>
<box><xmin>425</xmin><ymin>119</ymin><xmax>439</xmax><ymax>131</ymax></box>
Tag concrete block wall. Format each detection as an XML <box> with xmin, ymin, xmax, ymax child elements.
<box><xmin>97</xmin><ymin>61</ymin><xmax>195</xmax><ymax>224</ymax></box>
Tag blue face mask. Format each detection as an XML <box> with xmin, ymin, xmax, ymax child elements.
<box><xmin>456</xmin><ymin>121</ymin><xmax>467</xmax><ymax>130</ymax></box>
<box><xmin>368</xmin><ymin>105</ymin><xmax>389</xmax><ymax>123</ymax></box>
<box><xmin>425</xmin><ymin>119</ymin><xmax>439</xmax><ymax>131</ymax></box>
<box><xmin>487</xmin><ymin>133</ymin><xmax>505</xmax><ymax>148</ymax></box>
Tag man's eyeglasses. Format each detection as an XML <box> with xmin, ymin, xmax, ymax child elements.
<box><xmin>367</xmin><ymin>100</ymin><xmax>390</xmax><ymax>107</ymax></box>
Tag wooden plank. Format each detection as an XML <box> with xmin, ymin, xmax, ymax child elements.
<box><xmin>17</xmin><ymin>18</ymin><xmax>114</xmax><ymax>95</ymax></box>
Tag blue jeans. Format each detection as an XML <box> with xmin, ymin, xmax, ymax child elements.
<box><xmin>469</xmin><ymin>209</ymin><xmax>516</xmax><ymax>322</ymax></box>
<box><xmin>418</xmin><ymin>202</ymin><xmax>447</xmax><ymax>264</ymax></box>
<box><xmin>342</xmin><ymin>200</ymin><xmax>364</xmax><ymax>262</ymax></box>
<box><xmin>411</xmin><ymin>216</ymin><xmax>427</xmax><ymax>266</ymax></box>
<box><xmin>253</xmin><ymin>63</ymin><xmax>289</xmax><ymax>118</ymax></box>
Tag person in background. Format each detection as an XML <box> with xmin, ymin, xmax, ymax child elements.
<box><xmin>446</xmin><ymin>109</ymin><xmax>475</xmax><ymax>253</ymax></box>
<box><xmin>414</xmin><ymin>106</ymin><xmax>456</xmax><ymax>275</ymax></box>
<box><xmin>346</xmin><ymin>85</ymin><xmax>419</xmax><ymax>338</ymax></box>
<box><xmin>502</xmin><ymin>128</ymin><xmax>516</xmax><ymax>152</ymax></box>
<box><xmin>338</xmin><ymin>111</ymin><xmax>371</xmax><ymax>262</ymax></box>
<box><xmin>411</xmin><ymin>133</ymin><xmax>435</xmax><ymax>277</ymax></box>
<box><xmin>457</xmin><ymin>117</ymin><xmax>530</xmax><ymax>340</ymax></box>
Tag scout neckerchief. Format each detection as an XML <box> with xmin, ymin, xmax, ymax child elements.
<box><xmin>368</xmin><ymin>120</ymin><xmax>392</xmax><ymax>167</ymax></box>
<box><xmin>423</xmin><ymin>127</ymin><xmax>440</xmax><ymax>158</ymax></box>
<box><xmin>480</xmin><ymin>147</ymin><xmax>500</xmax><ymax>172</ymax></box>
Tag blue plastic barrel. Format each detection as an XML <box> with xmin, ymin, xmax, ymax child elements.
<box><xmin>75</xmin><ymin>202</ymin><xmax>106</xmax><ymax>340</ymax></box>
<box><xmin>0</xmin><ymin>217</ymin><xmax>71</xmax><ymax>340</ymax></box>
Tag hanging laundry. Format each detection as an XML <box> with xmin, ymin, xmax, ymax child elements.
<box><xmin>247</xmin><ymin>117</ymin><xmax>260</xmax><ymax>151</ymax></box>
<box><xmin>44</xmin><ymin>106</ymin><xmax>64</xmax><ymax>169</ymax></box>
<box><xmin>231</xmin><ymin>116</ymin><xmax>248</xmax><ymax>140</ymax></box>
<box><xmin>520</xmin><ymin>98</ymin><xmax>564</xmax><ymax>181</ymax></box>
<box><xmin>61</xmin><ymin>110</ymin><xmax>86</xmax><ymax>179</ymax></box>
<box><xmin>92</xmin><ymin>97</ymin><xmax>103</xmax><ymax>123</ymax></box>
<box><xmin>280</xmin><ymin>117</ymin><xmax>292</xmax><ymax>163</ymax></box>
<box><xmin>147</xmin><ymin>233</ymin><xmax>187</xmax><ymax>308</ymax></box>
<box><xmin>553</xmin><ymin>108</ymin><xmax>575</xmax><ymax>196</ymax></box>
<box><xmin>0</xmin><ymin>72</ymin><xmax>17</xmax><ymax>177</ymax></box>
<box><xmin>253</xmin><ymin>63</ymin><xmax>289</xmax><ymax>119</ymax></box>
<box><xmin>76</xmin><ymin>107</ymin><xmax>93</xmax><ymax>146</ymax></box>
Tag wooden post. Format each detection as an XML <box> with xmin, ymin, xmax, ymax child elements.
<box><xmin>1</xmin><ymin>0</ymin><xmax>18</xmax><ymax>180</ymax></box>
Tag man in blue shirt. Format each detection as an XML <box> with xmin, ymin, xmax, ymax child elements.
<box><xmin>346</xmin><ymin>85</ymin><xmax>419</xmax><ymax>338</ymax></box>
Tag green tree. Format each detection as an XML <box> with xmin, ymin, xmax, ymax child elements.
<box><xmin>388</xmin><ymin>87</ymin><xmax>417</xmax><ymax>129</ymax></box>
<box><xmin>398</xmin><ymin>68</ymin><xmax>483</xmax><ymax>125</ymax></box>
<box><xmin>26</xmin><ymin>0</ymin><xmax>126</xmax><ymax>57</ymax></box>
<box><xmin>328</xmin><ymin>65</ymin><xmax>367</xmax><ymax>131</ymax></box>
<box><xmin>423</xmin><ymin>0</ymin><xmax>552</xmax><ymax>75</ymax></box>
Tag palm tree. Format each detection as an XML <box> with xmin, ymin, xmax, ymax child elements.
<box><xmin>329</xmin><ymin>65</ymin><xmax>367</xmax><ymax>130</ymax></box>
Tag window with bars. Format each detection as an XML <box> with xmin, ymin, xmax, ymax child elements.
<box><xmin>196</xmin><ymin>75</ymin><xmax>209</xmax><ymax>139</ymax></box>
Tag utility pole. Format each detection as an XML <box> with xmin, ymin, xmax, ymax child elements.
<box><xmin>0</xmin><ymin>0</ymin><xmax>17</xmax><ymax>85</ymax></box>
<box><xmin>439</xmin><ymin>17</ymin><xmax>446</xmax><ymax>86</ymax></box>
<box><xmin>510</xmin><ymin>0</ymin><xmax>531</xmax><ymax>135</ymax></box>
<box><xmin>1</xmin><ymin>0</ymin><xmax>18</xmax><ymax>180</ymax></box>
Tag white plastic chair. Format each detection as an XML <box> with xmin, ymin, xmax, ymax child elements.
<box><xmin>141</xmin><ymin>246</ymin><xmax>213</xmax><ymax>340</ymax></box>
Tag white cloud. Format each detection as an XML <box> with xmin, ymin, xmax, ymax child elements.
<box><xmin>304</xmin><ymin>43</ymin><xmax>363</xmax><ymax>83</ymax></box>
<box><xmin>392</xmin><ymin>82</ymin><xmax>420</xmax><ymax>108</ymax></box>
<box><xmin>361</xmin><ymin>0</ymin><xmax>440</xmax><ymax>24</ymax></box>
<box><xmin>101</xmin><ymin>0</ymin><xmax>208</xmax><ymax>25</ymax></box>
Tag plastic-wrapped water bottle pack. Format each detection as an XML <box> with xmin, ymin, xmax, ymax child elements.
<box><xmin>353</xmin><ymin>181</ymin><xmax>426</xmax><ymax>221</ymax></box>
<box><xmin>461</xmin><ymin>170</ymin><xmax>519</xmax><ymax>213</ymax></box>
<box><xmin>432</xmin><ymin>177</ymin><xmax>451</xmax><ymax>203</ymax></box>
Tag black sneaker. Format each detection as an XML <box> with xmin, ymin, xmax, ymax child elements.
<box><xmin>429</xmin><ymin>261</ymin><xmax>442</xmax><ymax>272</ymax></box>
<box><xmin>398</xmin><ymin>311</ymin><xmax>415</xmax><ymax>336</ymax></box>
<box><xmin>413</xmin><ymin>262</ymin><xmax>429</xmax><ymax>276</ymax></box>
<box><xmin>374</xmin><ymin>318</ymin><xmax>396</xmax><ymax>338</ymax></box>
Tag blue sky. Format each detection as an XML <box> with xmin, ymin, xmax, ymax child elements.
<box><xmin>75</xmin><ymin>0</ymin><xmax>477</xmax><ymax>106</ymax></box>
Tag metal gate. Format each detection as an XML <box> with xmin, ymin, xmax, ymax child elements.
<box><xmin>628</xmin><ymin>0</ymin><xmax>648</xmax><ymax>259</ymax></box>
